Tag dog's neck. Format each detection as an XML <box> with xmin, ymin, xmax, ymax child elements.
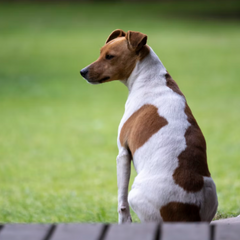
<box><xmin>121</xmin><ymin>47</ymin><xmax>167</xmax><ymax>92</ymax></box>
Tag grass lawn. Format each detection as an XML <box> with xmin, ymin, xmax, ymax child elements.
<box><xmin>0</xmin><ymin>2</ymin><xmax>240</xmax><ymax>222</ymax></box>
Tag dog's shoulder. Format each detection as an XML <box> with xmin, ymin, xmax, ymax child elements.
<box><xmin>119</xmin><ymin>104</ymin><xmax>168</xmax><ymax>156</ymax></box>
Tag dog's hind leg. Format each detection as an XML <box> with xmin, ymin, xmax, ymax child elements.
<box><xmin>128</xmin><ymin>188</ymin><xmax>162</xmax><ymax>222</ymax></box>
<box><xmin>200</xmin><ymin>177</ymin><xmax>218</xmax><ymax>222</ymax></box>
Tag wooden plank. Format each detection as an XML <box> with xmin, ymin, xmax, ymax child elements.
<box><xmin>0</xmin><ymin>224</ymin><xmax>52</xmax><ymax>240</ymax></box>
<box><xmin>50</xmin><ymin>223</ymin><xmax>106</xmax><ymax>240</ymax></box>
<box><xmin>212</xmin><ymin>217</ymin><xmax>240</xmax><ymax>225</ymax></box>
<box><xmin>104</xmin><ymin>222</ymin><xmax>158</xmax><ymax>240</ymax></box>
<box><xmin>161</xmin><ymin>223</ymin><xmax>210</xmax><ymax>240</ymax></box>
<box><xmin>214</xmin><ymin>224</ymin><xmax>240</xmax><ymax>240</ymax></box>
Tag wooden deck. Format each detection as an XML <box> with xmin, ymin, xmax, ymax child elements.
<box><xmin>0</xmin><ymin>220</ymin><xmax>240</xmax><ymax>240</ymax></box>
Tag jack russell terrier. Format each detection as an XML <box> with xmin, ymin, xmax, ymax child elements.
<box><xmin>80</xmin><ymin>29</ymin><xmax>218</xmax><ymax>223</ymax></box>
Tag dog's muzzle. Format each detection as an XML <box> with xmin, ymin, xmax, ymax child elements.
<box><xmin>80</xmin><ymin>67</ymin><xmax>89</xmax><ymax>79</ymax></box>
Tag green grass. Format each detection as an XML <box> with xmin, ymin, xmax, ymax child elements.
<box><xmin>0</xmin><ymin>2</ymin><xmax>240</xmax><ymax>222</ymax></box>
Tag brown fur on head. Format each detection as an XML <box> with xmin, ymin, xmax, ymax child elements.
<box><xmin>80</xmin><ymin>29</ymin><xmax>149</xmax><ymax>84</ymax></box>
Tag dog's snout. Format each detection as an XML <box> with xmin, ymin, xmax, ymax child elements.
<box><xmin>80</xmin><ymin>68</ymin><xmax>88</xmax><ymax>78</ymax></box>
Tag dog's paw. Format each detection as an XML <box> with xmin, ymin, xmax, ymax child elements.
<box><xmin>118</xmin><ymin>206</ymin><xmax>132</xmax><ymax>224</ymax></box>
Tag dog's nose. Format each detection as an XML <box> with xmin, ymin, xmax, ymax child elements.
<box><xmin>80</xmin><ymin>68</ymin><xmax>88</xmax><ymax>78</ymax></box>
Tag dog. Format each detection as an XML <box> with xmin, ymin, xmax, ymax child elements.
<box><xmin>80</xmin><ymin>29</ymin><xmax>218</xmax><ymax>223</ymax></box>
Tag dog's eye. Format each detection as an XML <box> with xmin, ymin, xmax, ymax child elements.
<box><xmin>106</xmin><ymin>54</ymin><xmax>114</xmax><ymax>60</ymax></box>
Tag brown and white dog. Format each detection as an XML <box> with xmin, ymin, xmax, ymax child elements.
<box><xmin>80</xmin><ymin>29</ymin><xmax>218</xmax><ymax>223</ymax></box>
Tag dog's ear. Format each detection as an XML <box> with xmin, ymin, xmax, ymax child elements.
<box><xmin>126</xmin><ymin>31</ymin><xmax>147</xmax><ymax>53</ymax></box>
<box><xmin>106</xmin><ymin>29</ymin><xmax>126</xmax><ymax>44</ymax></box>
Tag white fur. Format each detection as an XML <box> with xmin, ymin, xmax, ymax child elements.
<box><xmin>117</xmin><ymin>48</ymin><xmax>218</xmax><ymax>223</ymax></box>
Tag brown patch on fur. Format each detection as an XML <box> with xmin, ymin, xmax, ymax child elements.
<box><xmin>120</xmin><ymin>104</ymin><xmax>168</xmax><ymax>156</ymax></box>
<box><xmin>160</xmin><ymin>202</ymin><xmax>201</xmax><ymax>222</ymax></box>
<box><xmin>165</xmin><ymin>72</ymin><xmax>184</xmax><ymax>96</ymax></box>
<box><xmin>173</xmin><ymin>103</ymin><xmax>210</xmax><ymax>192</ymax></box>
<box><xmin>165</xmin><ymin>72</ymin><xmax>210</xmax><ymax>192</ymax></box>
<box><xmin>139</xmin><ymin>45</ymin><xmax>150</xmax><ymax>61</ymax></box>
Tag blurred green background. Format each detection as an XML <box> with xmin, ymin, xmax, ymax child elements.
<box><xmin>0</xmin><ymin>1</ymin><xmax>240</xmax><ymax>222</ymax></box>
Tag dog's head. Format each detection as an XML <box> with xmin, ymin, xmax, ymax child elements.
<box><xmin>80</xmin><ymin>29</ymin><xmax>149</xmax><ymax>84</ymax></box>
